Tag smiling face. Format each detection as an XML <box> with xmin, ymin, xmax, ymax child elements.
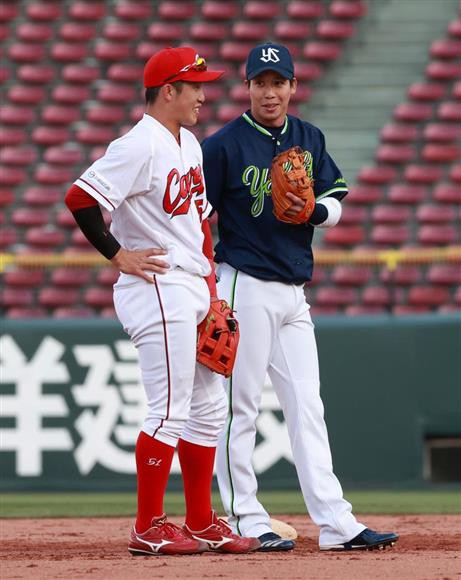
<box><xmin>171</xmin><ymin>81</ymin><xmax>205</xmax><ymax>127</ymax></box>
<box><xmin>247</xmin><ymin>71</ymin><xmax>297</xmax><ymax>127</ymax></box>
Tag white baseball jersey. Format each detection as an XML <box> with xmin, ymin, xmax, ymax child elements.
<box><xmin>74</xmin><ymin>113</ymin><xmax>212</xmax><ymax>277</ymax></box>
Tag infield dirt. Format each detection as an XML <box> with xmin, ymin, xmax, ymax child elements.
<box><xmin>1</xmin><ymin>514</ymin><xmax>459</xmax><ymax>579</ymax></box>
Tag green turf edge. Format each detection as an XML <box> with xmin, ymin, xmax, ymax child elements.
<box><xmin>1</xmin><ymin>490</ymin><xmax>460</xmax><ymax>518</ymax></box>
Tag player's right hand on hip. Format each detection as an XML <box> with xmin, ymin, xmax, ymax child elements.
<box><xmin>111</xmin><ymin>248</ymin><xmax>169</xmax><ymax>283</ymax></box>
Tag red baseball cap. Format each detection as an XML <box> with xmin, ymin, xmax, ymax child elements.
<box><xmin>144</xmin><ymin>46</ymin><xmax>225</xmax><ymax>88</ymax></box>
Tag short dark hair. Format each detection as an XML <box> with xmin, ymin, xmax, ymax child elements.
<box><xmin>145</xmin><ymin>81</ymin><xmax>185</xmax><ymax>104</ymax></box>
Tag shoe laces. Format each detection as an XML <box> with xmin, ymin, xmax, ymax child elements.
<box><xmin>213</xmin><ymin>517</ymin><xmax>235</xmax><ymax>536</ymax></box>
<box><xmin>152</xmin><ymin>517</ymin><xmax>186</xmax><ymax>539</ymax></box>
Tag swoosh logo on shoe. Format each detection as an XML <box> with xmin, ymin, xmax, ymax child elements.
<box><xmin>192</xmin><ymin>535</ymin><xmax>233</xmax><ymax>550</ymax></box>
<box><xmin>136</xmin><ymin>536</ymin><xmax>173</xmax><ymax>553</ymax></box>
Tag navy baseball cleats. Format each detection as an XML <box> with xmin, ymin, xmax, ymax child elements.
<box><xmin>258</xmin><ymin>532</ymin><xmax>295</xmax><ymax>552</ymax></box>
<box><xmin>320</xmin><ymin>528</ymin><xmax>399</xmax><ymax>551</ymax></box>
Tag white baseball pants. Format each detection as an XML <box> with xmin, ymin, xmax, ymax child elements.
<box><xmin>215</xmin><ymin>263</ymin><xmax>365</xmax><ymax>546</ymax></box>
<box><xmin>113</xmin><ymin>269</ymin><xmax>228</xmax><ymax>448</ymax></box>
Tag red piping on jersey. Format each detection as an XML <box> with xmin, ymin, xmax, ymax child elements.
<box><xmin>65</xmin><ymin>184</ymin><xmax>98</xmax><ymax>211</ymax></box>
<box><xmin>152</xmin><ymin>276</ymin><xmax>172</xmax><ymax>440</ymax></box>
<box><xmin>78</xmin><ymin>177</ymin><xmax>116</xmax><ymax>210</ymax></box>
<box><xmin>202</xmin><ymin>218</ymin><xmax>217</xmax><ymax>298</ymax></box>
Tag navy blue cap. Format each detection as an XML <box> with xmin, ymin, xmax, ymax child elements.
<box><xmin>246</xmin><ymin>43</ymin><xmax>294</xmax><ymax>80</ymax></box>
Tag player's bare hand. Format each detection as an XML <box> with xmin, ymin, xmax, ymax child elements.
<box><xmin>111</xmin><ymin>248</ymin><xmax>169</xmax><ymax>283</ymax></box>
<box><xmin>284</xmin><ymin>191</ymin><xmax>309</xmax><ymax>217</ymax></box>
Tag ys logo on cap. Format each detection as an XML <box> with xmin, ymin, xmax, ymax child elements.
<box><xmin>260</xmin><ymin>47</ymin><xmax>280</xmax><ymax>63</ymax></box>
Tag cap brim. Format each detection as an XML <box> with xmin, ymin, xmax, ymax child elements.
<box><xmin>247</xmin><ymin>65</ymin><xmax>293</xmax><ymax>80</ymax></box>
<box><xmin>173</xmin><ymin>70</ymin><xmax>225</xmax><ymax>83</ymax></box>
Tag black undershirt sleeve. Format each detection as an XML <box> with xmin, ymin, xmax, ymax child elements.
<box><xmin>71</xmin><ymin>205</ymin><xmax>121</xmax><ymax>260</ymax></box>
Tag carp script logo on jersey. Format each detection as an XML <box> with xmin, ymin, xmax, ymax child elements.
<box><xmin>163</xmin><ymin>165</ymin><xmax>205</xmax><ymax>219</ymax></box>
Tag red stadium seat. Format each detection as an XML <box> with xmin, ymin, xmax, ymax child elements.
<box><xmin>0</xmin><ymin>128</ymin><xmax>26</xmax><ymax>146</ymax></box>
<box><xmin>418</xmin><ymin>225</ymin><xmax>459</xmax><ymax>244</ymax></box>
<box><xmin>287</xmin><ymin>1</ymin><xmax>324</xmax><ymax>19</ymax></box>
<box><xmin>39</xmin><ymin>288</ymin><xmax>79</xmax><ymax>308</ymax></box>
<box><xmin>94</xmin><ymin>42</ymin><xmax>132</xmax><ymax>61</ymax></box>
<box><xmin>1</xmin><ymin>289</ymin><xmax>34</xmax><ymax>308</ymax></box>
<box><xmin>84</xmin><ymin>287</ymin><xmax>114</xmax><ymax>308</ymax></box>
<box><xmin>4</xmin><ymin>269</ymin><xmax>45</xmax><ymax>287</ymax></box>
<box><xmin>347</xmin><ymin>185</ymin><xmax>383</xmax><ymax>204</ymax></box>
<box><xmin>17</xmin><ymin>64</ymin><xmax>55</xmax><ymax>84</ymax></box>
<box><xmin>107</xmin><ymin>64</ymin><xmax>144</xmax><ymax>83</ymax></box>
<box><xmin>201</xmin><ymin>84</ymin><xmax>224</xmax><ymax>102</ymax></box>
<box><xmin>101</xmin><ymin>307</ymin><xmax>117</xmax><ymax>318</ymax></box>
<box><xmin>0</xmin><ymin>24</ymin><xmax>9</xmax><ymax>41</ymax></box>
<box><xmin>275</xmin><ymin>22</ymin><xmax>311</xmax><ymax>41</ymax></box>
<box><xmin>76</xmin><ymin>126</ymin><xmax>116</xmax><ymax>145</ymax></box>
<box><xmin>62</xmin><ymin>64</ymin><xmax>99</xmax><ymax>84</ymax></box>
<box><xmin>232</xmin><ymin>22</ymin><xmax>269</xmax><ymax>40</ymax></box>
<box><xmin>12</xmin><ymin>208</ymin><xmax>49</xmax><ymax>227</ymax></box>
<box><xmin>44</xmin><ymin>146</ymin><xmax>83</xmax><ymax>165</ymax></box>
<box><xmin>430</xmin><ymin>39</ymin><xmax>461</xmax><ymax>60</ymax></box>
<box><xmin>0</xmin><ymin>188</ymin><xmax>14</xmax><ymax>206</ymax></box>
<box><xmin>17</xmin><ymin>22</ymin><xmax>53</xmax><ymax>42</ymax></box>
<box><xmin>293</xmin><ymin>62</ymin><xmax>323</xmax><ymax>81</ymax></box>
<box><xmin>52</xmin><ymin>85</ymin><xmax>90</xmax><ymax>104</ymax></box>
<box><xmin>387</xmin><ymin>184</ymin><xmax>427</xmax><ymax>204</ymax></box>
<box><xmin>115</xmin><ymin>2</ymin><xmax>152</xmax><ymax>20</ymax></box>
<box><xmin>416</xmin><ymin>204</ymin><xmax>457</xmax><ymax>223</ymax></box>
<box><xmin>51</xmin><ymin>43</ymin><xmax>88</xmax><ymax>62</ymax></box>
<box><xmin>6</xmin><ymin>307</ymin><xmax>47</xmax><ymax>319</ymax></box>
<box><xmin>97</xmin><ymin>268</ymin><xmax>119</xmax><ymax>286</ymax></box>
<box><xmin>315</xmin><ymin>287</ymin><xmax>358</xmax><ymax>307</ymax></box>
<box><xmin>371</xmin><ymin>205</ymin><xmax>411</xmax><ymax>224</ymax></box>
<box><xmin>404</xmin><ymin>164</ymin><xmax>443</xmax><ymax>184</ymax></box>
<box><xmin>380</xmin><ymin>124</ymin><xmax>419</xmax><ymax>142</ymax></box>
<box><xmin>422</xmin><ymin>144</ymin><xmax>460</xmax><ymax>163</ymax></box>
<box><xmin>25</xmin><ymin>227</ymin><xmax>66</xmax><ymax>247</ymax></box>
<box><xmin>221</xmin><ymin>42</ymin><xmax>258</xmax><ymax>61</ymax></box>
<box><xmin>323</xmin><ymin>225</ymin><xmax>365</xmax><ymax>246</ymax></box>
<box><xmin>190</xmin><ymin>22</ymin><xmax>228</xmax><ymax>41</ymax></box>
<box><xmin>407</xmin><ymin>286</ymin><xmax>449</xmax><ymax>307</ymax></box>
<box><xmin>32</xmin><ymin>126</ymin><xmax>70</xmax><ymax>146</ymax></box>
<box><xmin>337</xmin><ymin>205</ymin><xmax>367</xmax><ymax>223</ymax></box>
<box><xmin>380</xmin><ymin>265</ymin><xmax>422</xmax><ymax>286</ymax></box>
<box><xmin>24</xmin><ymin>186</ymin><xmax>61</xmax><ymax>206</ymax></box>
<box><xmin>448</xmin><ymin>19</ymin><xmax>461</xmax><ymax>38</ymax></box>
<box><xmin>0</xmin><ymin>146</ymin><xmax>37</xmax><ymax>165</ymax></box>
<box><xmin>0</xmin><ymin>166</ymin><xmax>26</xmax><ymax>186</ymax></box>
<box><xmin>331</xmin><ymin>266</ymin><xmax>373</xmax><ymax>286</ymax></box>
<box><xmin>53</xmin><ymin>307</ymin><xmax>95</xmax><ymax>318</ymax></box>
<box><xmin>392</xmin><ymin>305</ymin><xmax>431</xmax><ymax>315</ymax></box>
<box><xmin>42</xmin><ymin>105</ymin><xmax>81</xmax><ymax>124</ymax></box>
<box><xmin>303</xmin><ymin>42</ymin><xmax>342</xmax><ymax>61</ymax></box>
<box><xmin>8</xmin><ymin>43</ymin><xmax>46</xmax><ymax>63</ymax></box>
<box><xmin>0</xmin><ymin>227</ymin><xmax>18</xmax><ymax>247</ymax></box>
<box><xmin>103</xmin><ymin>22</ymin><xmax>140</xmax><ymax>41</ymax></box>
<box><xmin>158</xmin><ymin>1</ymin><xmax>195</xmax><ymax>19</ymax></box>
<box><xmin>455</xmin><ymin>287</ymin><xmax>461</xmax><ymax>306</ymax></box>
<box><xmin>8</xmin><ymin>85</ymin><xmax>45</xmax><ymax>105</ymax></box>
<box><xmin>426</xmin><ymin>61</ymin><xmax>461</xmax><ymax>81</ymax></box>
<box><xmin>423</xmin><ymin>123</ymin><xmax>461</xmax><ymax>142</ymax></box>
<box><xmin>243</xmin><ymin>1</ymin><xmax>280</xmax><ymax>18</ymax></box>
<box><xmin>71</xmin><ymin>229</ymin><xmax>93</xmax><ymax>247</ymax></box>
<box><xmin>35</xmin><ymin>165</ymin><xmax>73</xmax><ymax>185</ymax></box>
<box><xmin>433</xmin><ymin>183</ymin><xmax>461</xmax><ymax>204</ymax></box>
<box><xmin>56</xmin><ymin>208</ymin><xmax>78</xmax><ymax>228</ymax></box>
<box><xmin>345</xmin><ymin>305</ymin><xmax>387</xmax><ymax>315</ymax></box>
<box><xmin>69</xmin><ymin>2</ymin><xmax>106</xmax><ymax>20</ymax></box>
<box><xmin>27</xmin><ymin>2</ymin><xmax>62</xmax><ymax>20</ymax></box>
<box><xmin>393</xmin><ymin>102</ymin><xmax>433</xmax><ymax>122</ymax></box>
<box><xmin>201</xmin><ymin>1</ymin><xmax>238</xmax><ymax>20</ymax></box>
<box><xmin>51</xmin><ymin>268</ymin><xmax>92</xmax><ymax>287</ymax></box>
<box><xmin>147</xmin><ymin>23</ymin><xmax>185</xmax><ymax>41</ymax></box>
<box><xmin>217</xmin><ymin>104</ymin><xmax>247</xmax><ymax>123</ymax></box>
<box><xmin>0</xmin><ymin>3</ymin><xmax>17</xmax><ymax>21</ymax></box>
<box><xmin>427</xmin><ymin>265</ymin><xmax>461</xmax><ymax>285</ymax></box>
<box><xmin>0</xmin><ymin>105</ymin><xmax>35</xmax><ymax>125</ymax></box>
<box><xmin>361</xmin><ymin>286</ymin><xmax>391</xmax><ymax>306</ymax></box>
<box><xmin>89</xmin><ymin>146</ymin><xmax>107</xmax><ymax>162</ymax></box>
<box><xmin>86</xmin><ymin>106</ymin><xmax>125</xmax><ymax>124</ymax></box>
<box><xmin>290</xmin><ymin>86</ymin><xmax>313</xmax><ymax>103</ymax></box>
<box><xmin>357</xmin><ymin>166</ymin><xmax>397</xmax><ymax>185</ymax></box>
<box><xmin>317</xmin><ymin>21</ymin><xmax>355</xmax><ymax>40</ymax></box>
<box><xmin>370</xmin><ymin>225</ymin><xmax>410</xmax><ymax>245</ymax></box>
<box><xmin>449</xmin><ymin>164</ymin><xmax>461</xmax><ymax>182</ymax></box>
<box><xmin>407</xmin><ymin>82</ymin><xmax>446</xmax><ymax>101</ymax></box>
<box><xmin>59</xmin><ymin>23</ymin><xmax>96</xmax><ymax>42</ymax></box>
<box><xmin>376</xmin><ymin>144</ymin><xmax>416</xmax><ymax>164</ymax></box>
<box><xmin>452</xmin><ymin>81</ymin><xmax>461</xmax><ymax>99</ymax></box>
<box><xmin>97</xmin><ymin>84</ymin><xmax>136</xmax><ymax>103</ymax></box>
<box><xmin>330</xmin><ymin>1</ymin><xmax>367</xmax><ymax>19</ymax></box>
<box><xmin>136</xmin><ymin>42</ymin><xmax>165</xmax><ymax>61</ymax></box>
<box><xmin>309</xmin><ymin>305</ymin><xmax>340</xmax><ymax>315</ymax></box>
<box><xmin>437</xmin><ymin>101</ymin><xmax>461</xmax><ymax>122</ymax></box>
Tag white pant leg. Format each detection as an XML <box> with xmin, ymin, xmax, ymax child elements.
<box><xmin>268</xmin><ymin>287</ymin><xmax>365</xmax><ymax>546</ymax></box>
<box><xmin>114</xmin><ymin>270</ymin><xmax>212</xmax><ymax>447</ymax></box>
<box><xmin>216</xmin><ymin>264</ymin><xmax>277</xmax><ymax>537</ymax></box>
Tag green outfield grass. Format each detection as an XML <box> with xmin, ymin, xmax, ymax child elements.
<box><xmin>1</xmin><ymin>490</ymin><xmax>460</xmax><ymax>518</ymax></box>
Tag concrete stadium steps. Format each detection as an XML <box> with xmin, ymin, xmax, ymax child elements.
<box><xmin>303</xmin><ymin>0</ymin><xmax>460</xmax><ymax>183</ymax></box>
